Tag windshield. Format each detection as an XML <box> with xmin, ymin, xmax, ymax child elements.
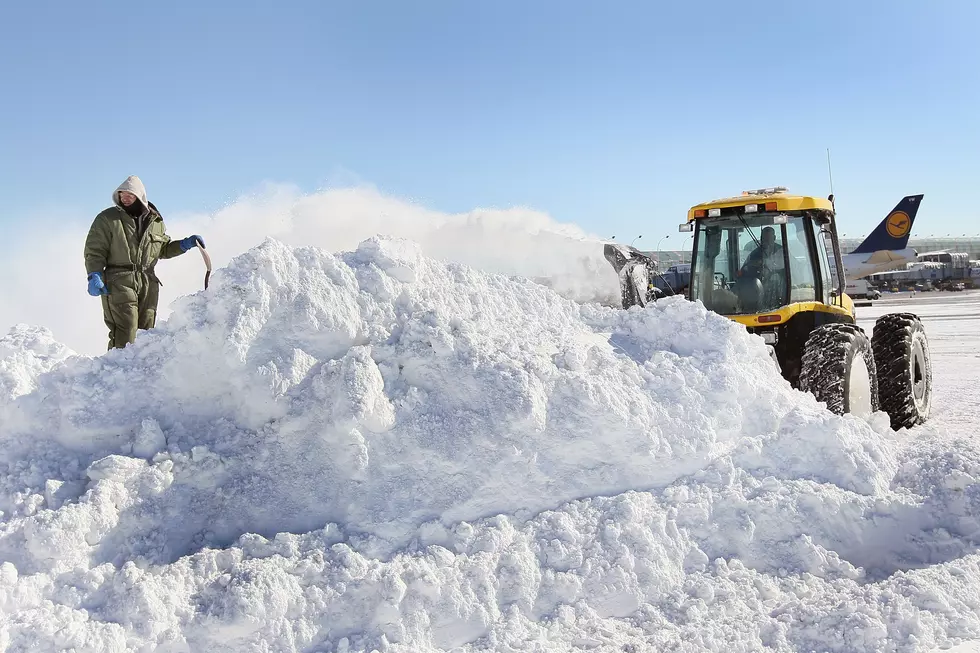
<box><xmin>689</xmin><ymin>214</ymin><xmax>818</xmax><ymax>315</ymax></box>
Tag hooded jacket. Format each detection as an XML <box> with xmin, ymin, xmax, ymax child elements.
<box><xmin>84</xmin><ymin>175</ymin><xmax>185</xmax><ymax>290</ymax></box>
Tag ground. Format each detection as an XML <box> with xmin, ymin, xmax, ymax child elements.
<box><xmin>860</xmin><ymin>290</ymin><xmax>980</xmax><ymax>653</ymax></box>
<box><xmin>856</xmin><ymin>289</ymin><xmax>980</xmax><ymax>434</ymax></box>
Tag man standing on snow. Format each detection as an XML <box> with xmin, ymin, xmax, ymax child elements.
<box><xmin>83</xmin><ymin>175</ymin><xmax>205</xmax><ymax>350</ymax></box>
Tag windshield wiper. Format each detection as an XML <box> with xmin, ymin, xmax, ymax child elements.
<box><xmin>735</xmin><ymin>212</ymin><xmax>763</xmax><ymax>249</ymax></box>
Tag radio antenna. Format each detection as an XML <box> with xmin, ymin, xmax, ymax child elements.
<box><xmin>826</xmin><ymin>148</ymin><xmax>835</xmax><ymax>196</ymax></box>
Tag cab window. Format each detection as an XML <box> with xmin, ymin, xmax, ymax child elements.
<box><xmin>690</xmin><ymin>217</ymin><xmax>788</xmax><ymax>315</ymax></box>
<box><xmin>786</xmin><ymin>219</ymin><xmax>816</xmax><ymax>303</ymax></box>
<box><xmin>814</xmin><ymin>228</ymin><xmax>836</xmax><ymax>303</ymax></box>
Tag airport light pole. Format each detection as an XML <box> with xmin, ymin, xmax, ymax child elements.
<box><xmin>657</xmin><ymin>235</ymin><xmax>669</xmax><ymax>268</ymax></box>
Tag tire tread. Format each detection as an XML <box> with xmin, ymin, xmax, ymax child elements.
<box><xmin>800</xmin><ymin>323</ymin><xmax>879</xmax><ymax>416</ymax></box>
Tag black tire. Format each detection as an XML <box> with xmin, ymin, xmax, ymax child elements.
<box><xmin>799</xmin><ymin>323</ymin><xmax>880</xmax><ymax>417</ymax></box>
<box><xmin>872</xmin><ymin>312</ymin><xmax>932</xmax><ymax>429</ymax></box>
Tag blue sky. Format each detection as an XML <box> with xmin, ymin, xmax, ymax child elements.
<box><xmin>2</xmin><ymin>0</ymin><xmax>978</xmax><ymax>242</ymax></box>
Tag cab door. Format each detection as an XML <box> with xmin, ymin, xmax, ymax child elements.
<box><xmin>811</xmin><ymin>220</ymin><xmax>836</xmax><ymax>305</ymax></box>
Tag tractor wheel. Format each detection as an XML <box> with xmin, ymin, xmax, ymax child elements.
<box><xmin>871</xmin><ymin>312</ymin><xmax>932</xmax><ymax>429</ymax></box>
<box><xmin>799</xmin><ymin>323</ymin><xmax>879</xmax><ymax>418</ymax></box>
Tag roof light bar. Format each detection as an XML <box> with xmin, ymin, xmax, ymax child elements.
<box><xmin>743</xmin><ymin>186</ymin><xmax>788</xmax><ymax>196</ymax></box>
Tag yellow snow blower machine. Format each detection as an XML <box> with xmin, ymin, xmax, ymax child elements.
<box><xmin>603</xmin><ymin>187</ymin><xmax>932</xmax><ymax>429</ymax></box>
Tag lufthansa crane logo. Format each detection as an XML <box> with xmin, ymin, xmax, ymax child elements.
<box><xmin>886</xmin><ymin>211</ymin><xmax>911</xmax><ymax>238</ymax></box>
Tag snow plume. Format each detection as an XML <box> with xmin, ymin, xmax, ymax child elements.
<box><xmin>180</xmin><ymin>183</ymin><xmax>620</xmax><ymax>306</ymax></box>
<box><xmin>2</xmin><ymin>237</ymin><xmax>980</xmax><ymax>652</ymax></box>
<box><xmin>0</xmin><ymin>183</ymin><xmax>620</xmax><ymax>356</ymax></box>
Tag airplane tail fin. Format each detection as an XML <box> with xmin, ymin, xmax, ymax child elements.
<box><xmin>850</xmin><ymin>194</ymin><xmax>924</xmax><ymax>254</ymax></box>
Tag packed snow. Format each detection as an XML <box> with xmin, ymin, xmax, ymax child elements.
<box><xmin>2</xmin><ymin>237</ymin><xmax>980</xmax><ymax>652</ymax></box>
<box><xmin>0</xmin><ymin>325</ymin><xmax>77</xmax><ymax>406</ymax></box>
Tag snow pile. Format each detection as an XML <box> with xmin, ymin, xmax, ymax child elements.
<box><xmin>0</xmin><ymin>324</ymin><xmax>76</xmax><ymax>405</ymax></box>
<box><xmin>0</xmin><ymin>184</ymin><xmax>622</xmax><ymax>358</ymax></box>
<box><xmin>2</xmin><ymin>237</ymin><xmax>980</xmax><ymax>652</ymax></box>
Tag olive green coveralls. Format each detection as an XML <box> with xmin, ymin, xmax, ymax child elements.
<box><xmin>83</xmin><ymin>176</ymin><xmax>187</xmax><ymax>349</ymax></box>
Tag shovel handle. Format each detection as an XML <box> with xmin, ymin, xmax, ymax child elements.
<box><xmin>196</xmin><ymin>242</ymin><xmax>212</xmax><ymax>290</ymax></box>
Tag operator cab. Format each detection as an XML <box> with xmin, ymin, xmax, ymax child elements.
<box><xmin>682</xmin><ymin>187</ymin><xmax>842</xmax><ymax>320</ymax></box>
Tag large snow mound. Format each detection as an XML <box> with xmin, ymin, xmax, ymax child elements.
<box><xmin>2</xmin><ymin>237</ymin><xmax>980</xmax><ymax>652</ymax></box>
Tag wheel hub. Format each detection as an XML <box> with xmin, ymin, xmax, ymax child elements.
<box><xmin>911</xmin><ymin>336</ymin><xmax>927</xmax><ymax>408</ymax></box>
<box><xmin>848</xmin><ymin>354</ymin><xmax>874</xmax><ymax>419</ymax></box>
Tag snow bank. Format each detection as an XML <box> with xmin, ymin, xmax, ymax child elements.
<box><xmin>0</xmin><ymin>324</ymin><xmax>76</xmax><ymax>405</ymax></box>
<box><xmin>2</xmin><ymin>237</ymin><xmax>980</xmax><ymax>652</ymax></box>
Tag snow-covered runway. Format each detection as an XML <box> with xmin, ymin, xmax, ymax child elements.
<box><xmin>856</xmin><ymin>290</ymin><xmax>980</xmax><ymax>435</ymax></box>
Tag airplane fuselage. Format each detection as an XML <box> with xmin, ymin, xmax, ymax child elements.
<box><xmin>842</xmin><ymin>247</ymin><xmax>917</xmax><ymax>280</ymax></box>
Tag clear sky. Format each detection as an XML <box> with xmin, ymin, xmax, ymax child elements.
<box><xmin>2</xmin><ymin>0</ymin><xmax>979</xmax><ymax>242</ymax></box>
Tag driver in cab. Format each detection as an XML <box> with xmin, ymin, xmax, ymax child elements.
<box><xmin>738</xmin><ymin>225</ymin><xmax>785</xmax><ymax>309</ymax></box>
<box><xmin>742</xmin><ymin>226</ymin><xmax>785</xmax><ymax>278</ymax></box>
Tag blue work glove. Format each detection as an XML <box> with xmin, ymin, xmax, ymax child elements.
<box><xmin>179</xmin><ymin>235</ymin><xmax>206</xmax><ymax>252</ymax></box>
<box><xmin>87</xmin><ymin>272</ymin><xmax>108</xmax><ymax>296</ymax></box>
